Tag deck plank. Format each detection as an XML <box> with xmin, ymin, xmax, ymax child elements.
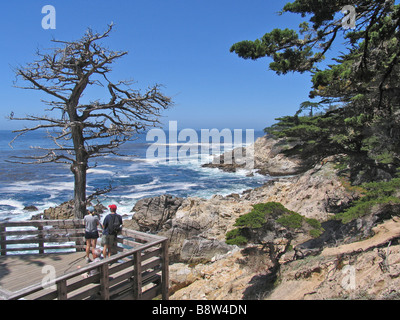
<box><xmin>0</xmin><ymin>252</ymin><xmax>87</xmax><ymax>294</ymax></box>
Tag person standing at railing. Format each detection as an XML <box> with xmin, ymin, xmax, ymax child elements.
<box><xmin>84</xmin><ymin>206</ymin><xmax>103</xmax><ymax>263</ymax></box>
<box><xmin>101</xmin><ymin>204</ymin><xmax>123</xmax><ymax>258</ymax></box>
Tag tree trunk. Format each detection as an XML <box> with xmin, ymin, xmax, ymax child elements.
<box><xmin>70</xmin><ymin>121</ymin><xmax>88</xmax><ymax>219</ymax></box>
<box><xmin>71</xmin><ymin>162</ymin><xmax>87</xmax><ymax>219</ymax></box>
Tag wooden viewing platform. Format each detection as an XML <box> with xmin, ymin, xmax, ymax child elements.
<box><xmin>0</xmin><ymin>219</ymin><xmax>169</xmax><ymax>300</ymax></box>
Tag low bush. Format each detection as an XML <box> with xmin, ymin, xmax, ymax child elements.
<box><xmin>226</xmin><ymin>202</ymin><xmax>324</xmax><ymax>245</ymax></box>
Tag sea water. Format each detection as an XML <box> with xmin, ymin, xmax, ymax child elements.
<box><xmin>0</xmin><ymin>129</ymin><xmax>269</xmax><ymax>223</ymax></box>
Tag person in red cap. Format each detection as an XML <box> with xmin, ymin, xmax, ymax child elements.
<box><xmin>101</xmin><ymin>204</ymin><xmax>123</xmax><ymax>258</ymax></box>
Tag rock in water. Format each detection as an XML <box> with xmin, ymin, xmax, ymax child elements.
<box><xmin>23</xmin><ymin>205</ymin><xmax>39</xmax><ymax>212</ymax></box>
<box><xmin>43</xmin><ymin>200</ymin><xmax>75</xmax><ymax>220</ymax></box>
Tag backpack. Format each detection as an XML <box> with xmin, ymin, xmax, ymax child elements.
<box><xmin>107</xmin><ymin>214</ymin><xmax>121</xmax><ymax>236</ymax></box>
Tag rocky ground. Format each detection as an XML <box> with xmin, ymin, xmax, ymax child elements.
<box><xmin>36</xmin><ymin>135</ymin><xmax>400</xmax><ymax>300</ymax></box>
<box><xmin>268</xmin><ymin>217</ymin><xmax>400</xmax><ymax>300</ymax></box>
<box><xmin>124</xmin><ymin>136</ymin><xmax>400</xmax><ymax>300</ymax></box>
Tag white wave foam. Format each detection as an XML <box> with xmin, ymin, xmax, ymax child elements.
<box><xmin>120</xmin><ymin>180</ymin><xmax>200</xmax><ymax>202</ymax></box>
<box><xmin>121</xmin><ymin>191</ymin><xmax>163</xmax><ymax>200</ymax></box>
<box><xmin>0</xmin><ymin>199</ymin><xmax>31</xmax><ymax>222</ymax></box>
<box><xmin>87</xmin><ymin>168</ymin><xmax>114</xmax><ymax>175</ymax></box>
<box><xmin>0</xmin><ymin>199</ymin><xmax>25</xmax><ymax>210</ymax></box>
<box><xmin>117</xmin><ymin>175</ymin><xmax>130</xmax><ymax>178</ymax></box>
<box><xmin>0</xmin><ymin>181</ymin><xmax>74</xmax><ymax>194</ymax></box>
<box><xmin>131</xmin><ymin>177</ymin><xmax>160</xmax><ymax>191</ymax></box>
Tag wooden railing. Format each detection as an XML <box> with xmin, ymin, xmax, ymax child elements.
<box><xmin>0</xmin><ymin>220</ymin><xmax>86</xmax><ymax>255</ymax></box>
<box><xmin>0</xmin><ymin>220</ymin><xmax>169</xmax><ymax>300</ymax></box>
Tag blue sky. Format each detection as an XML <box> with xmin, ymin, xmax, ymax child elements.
<box><xmin>1</xmin><ymin>0</ymin><xmax>322</xmax><ymax>131</ymax></box>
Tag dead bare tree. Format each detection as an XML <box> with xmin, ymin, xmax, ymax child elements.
<box><xmin>9</xmin><ymin>24</ymin><xmax>173</xmax><ymax>218</ymax></box>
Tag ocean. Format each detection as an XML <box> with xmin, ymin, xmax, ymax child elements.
<box><xmin>0</xmin><ymin>129</ymin><xmax>269</xmax><ymax>223</ymax></box>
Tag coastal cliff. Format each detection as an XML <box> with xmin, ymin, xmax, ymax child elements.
<box><xmin>126</xmin><ymin>135</ymin><xmax>400</xmax><ymax>300</ymax></box>
<box><xmin>36</xmin><ymin>135</ymin><xmax>400</xmax><ymax>299</ymax></box>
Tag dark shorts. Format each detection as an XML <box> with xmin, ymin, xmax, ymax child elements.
<box><xmin>101</xmin><ymin>234</ymin><xmax>116</xmax><ymax>246</ymax></box>
<box><xmin>85</xmin><ymin>230</ymin><xmax>99</xmax><ymax>240</ymax></box>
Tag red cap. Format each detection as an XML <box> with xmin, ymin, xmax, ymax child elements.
<box><xmin>108</xmin><ymin>204</ymin><xmax>117</xmax><ymax>211</ymax></box>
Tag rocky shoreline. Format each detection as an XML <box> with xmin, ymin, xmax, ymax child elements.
<box><xmin>202</xmin><ymin>135</ymin><xmax>305</xmax><ymax>176</ymax></box>
<box><xmin>32</xmin><ymin>135</ymin><xmax>400</xmax><ymax>300</ymax></box>
<box><xmin>126</xmin><ymin>136</ymin><xmax>400</xmax><ymax>300</ymax></box>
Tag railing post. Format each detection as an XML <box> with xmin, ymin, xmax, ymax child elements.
<box><xmin>100</xmin><ymin>264</ymin><xmax>110</xmax><ymax>300</ymax></box>
<box><xmin>0</xmin><ymin>225</ymin><xmax>6</xmax><ymax>256</ymax></box>
<box><xmin>75</xmin><ymin>220</ymin><xmax>85</xmax><ymax>252</ymax></box>
<box><xmin>133</xmin><ymin>251</ymin><xmax>142</xmax><ymax>299</ymax></box>
<box><xmin>38</xmin><ymin>225</ymin><xmax>44</xmax><ymax>254</ymax></box>
<box><xmin>161</xmin><ymin>240</ymin><xmax>169</xmax><ymax>300</ymax></box>
<box><xmin>57</xmin><ymin>280</ymin><xmax>68</xmax><ymax>300</ymax></box>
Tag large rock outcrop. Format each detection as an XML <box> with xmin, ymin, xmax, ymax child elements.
<box><xmin>126</xmin><ymin>154</ymin><xmax>358</xmax><ymax>264</ymax></box>
<box><xmin>168</xmin><ymin>207</ymin><xmax>400</xmax><ymax>300</ymax></box>
<box><xmin>124</xmin><ymin>135</ymin><xmax>400</xmax><ymax>300</ymax></box>
<box><xmin>32</xmin><ymin>200</ymin><xmax>106</xmax><ymax>220</ymax></box>
<box><xmin>243</xmin><ymin>158</ymin><xmax>359</xmax><ymax>220</ymax></box>
<box><xmin>267</xmin><ymin>217</ymin><xmax>400</xmax><ymax>300</ymax></box>
<box><xmin>42</xmin><ymin>200</ymin><xmax>75</xmax><ymax>220</ymax></box>
<box><xmin>126</xmin><ymin>194</ymin><xmax>251</xmax><ymax>263</ymax></box>
<box><xmin>126</xmin><ymin>194</ymin><xmax>184</xmax><ymax>233</ymax></box>
<box><xmin>203</xmin><ymin>136</ymin><xmax>304</xmax><ymax>176</ymax></box>
<box><xmin>169</xmin><ymin>248</ymin><xmax>270</xmax><ymax>300</ymax></box>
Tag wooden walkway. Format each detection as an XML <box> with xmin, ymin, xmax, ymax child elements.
<box><xmin>0</xmin><ymin>252</ymin><xmax>86</xmax><ymax>297</ymax></box>
<box><xmin>0</xmin><ymin>220</ymin><xmax>169</xmax><ymax>300</ymax></box>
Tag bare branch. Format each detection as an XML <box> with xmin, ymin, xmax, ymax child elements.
<box><xmin>9</xmin><ymin>23</ymin><xmax>173</xmax><ymax>218</ymax></box>
<box><xmin>86</xmin><ymin>183</ymin><xmax>116</xmax><ymax>202</ymax></box>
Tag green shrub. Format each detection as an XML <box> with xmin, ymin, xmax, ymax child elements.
<box><xmin>234</xmin><ymin>206</ymin><xmax>266</xmax><ymax>229</ymax></box>
<box><xmin>309</xmin><ymin>228</ymin><xmax>323</xmax><ymax>238</ymax></box>
<box><xmin>334</xmin><ymin>177</ymin><xmax>400</xmax><ymax>223</ymax></box>
<box><xmin>305</xmin><ymin>218</ymin><xmax>321</xmax><ymax>229</ymax></box>
<box><xmin>276</xmin><ymin>212</ymin><xmax>303</xmax><ymax>229</ymax></box>
<box><xmin>225</xmin><ymin>228</ymin><xmax>248</xmax><ymax>245</ymax></box>
<box><xmin>305</xmin><ymin>218</ymin><xmax>324</xmax><ymax>238</ymax></box>
<box><xmin>227</xmin><ymin>202</ymin><xmax>289</xmax><ymax>245</ymax></box>
<box><xmin>234</xmin><ymin>202</ymin><xmax>291</xmax><ymax>229</ymax></box>
<box><xmin>226</xmin><ymin>202</ymin><xmax>326</xmax><ymax>245</ymax></box>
